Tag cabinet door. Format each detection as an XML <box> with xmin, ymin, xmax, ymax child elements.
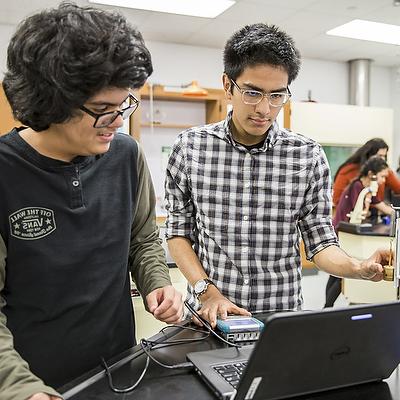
<box><xmin>0</xmin><ymin>83</ymin><xmax>21</xmax><ymax>135</ymax></box>
<box><xmin>129</xmin><ymin>84</ymin><xmax>227</xmax><ymax>140</ymax></box>
<box><xmin>130</xmin><ymin>84</ymin><xmax>228</xmax><ymax>214</ymax></box>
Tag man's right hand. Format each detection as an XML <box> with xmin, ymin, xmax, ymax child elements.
<box><xmin>195</xmin><ymin>285</ymin><xmax>251</xmax><ymax>328</ymax></box>
<box><xmin>28</xmin><ymin>393</ymin><xmax>61</xmax><ymax>400</ymax></box>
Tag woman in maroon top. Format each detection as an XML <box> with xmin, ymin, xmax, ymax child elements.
<box><xmin>333</xmin><ymin>156</ymin><xmax>392</xmax><ymax>229</ymax></box>
<box><xmin>325</xmin><ymin>155</ymin><xmax>393</xmax><ymax>307</ymax></box>
<box><xmin>332</xmin><ymin>138</ymin><xmax>400</xmax><ymax>206</ymax></box>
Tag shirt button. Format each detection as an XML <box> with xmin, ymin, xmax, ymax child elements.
<box><xmin>72</xmin><ymin>180</ymin><xmax>80</xmax><ymax>187</ymax></box>
<box><xmin>244</xmin><ymin>279</ymin><xmax>249</xmax><ymax>285</ymax></box>
<box><xmin>245</xmin><ymin>182</ymin><xmax>250</xmax><ymax>188</ymax></box>
<box><xmin>243</xmin><ymin>215</ymin><xmax>249</xmax><ymax>221</ymax></box>
<box><xmin>242</xmin><ymin>247</ymin><xmax>248</xmax><ymax>253</ymax></box>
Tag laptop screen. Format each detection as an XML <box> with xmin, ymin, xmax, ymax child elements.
<box><xmin>188</xmin><ymin>302</ymin><xmax>400</xmax><ymax>400</ymax></box>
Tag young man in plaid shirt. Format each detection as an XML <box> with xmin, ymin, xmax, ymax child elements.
<box><xmin>165</xmin><ymin>23</ymin><xmax>389</xmax><ymax>326</ymax></box>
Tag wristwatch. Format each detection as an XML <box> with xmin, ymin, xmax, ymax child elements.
<box><xmin>193</xmin><ymin>278</ymin><xmax>214</xmax><ymax>298</ymax></box>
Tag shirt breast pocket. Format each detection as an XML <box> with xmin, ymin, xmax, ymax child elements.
<box><xmin>195</xmin><ymin>190</ymin><xmax>233</xmax><ymax>235</ymax></box>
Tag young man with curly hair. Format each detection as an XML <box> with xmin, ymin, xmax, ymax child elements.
<box><xmin>0</xmin><ymin>4</ymin><xmax>182</xmax><ymax>399</ymax></box>
<box><xmin>165</xmin><ymin>23</ymin><xmax>389</xmax><ymax>327</ymax></box>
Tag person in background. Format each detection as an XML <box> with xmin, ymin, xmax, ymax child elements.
<box><xmin>164</xmin><ymin>23</ymin><xmax>389</xmax><ymax>328</ymax></box>
<box><xmin>332</xmin><ymin>138</ymin><xmax>400</xmax><ymax>207</ymax></box>
<box><xmin>0</xmin><ymin>4</ymin><xmax>182</xmax><ymax>400</ymax></box>
<box><xmin>325</xmin><ymin>155</ymin><xmax>393</xmax><ymax>307</ymax></box>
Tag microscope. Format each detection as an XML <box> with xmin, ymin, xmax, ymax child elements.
<box><xmin>346</xmin><ymin>176</ymin><xmax>378</xmax><ymax>224</ymax></box>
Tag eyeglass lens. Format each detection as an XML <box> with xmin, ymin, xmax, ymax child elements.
<box><xmin>95</xmin><ymin>104</ymin><xmax>137</xmax><ymax>128</ymax></box>
<box><xmin>242</xmin><ymin>91</ymin><xmax>289</xmax><ymax>106</ymax></box>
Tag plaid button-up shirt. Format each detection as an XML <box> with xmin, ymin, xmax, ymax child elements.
<box><xmin>165</xmin><ymin>111</ymin><xmax>338</xmax><ymax>312</ymax></box>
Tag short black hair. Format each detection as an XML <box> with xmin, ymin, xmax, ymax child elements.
<box><xmin>3</xmin><ymin>2</ymin><xmax>153</xmax><ymax>131</ymax></box>
<box><xmin>223</xmin><ymin>23</ymin><xmax>301</xmax><ymax>84</ymax></box>
<box><xmin>359</xmin><ymin>155</ymin><xmax>389</xmax><ymax>178</ymax></box>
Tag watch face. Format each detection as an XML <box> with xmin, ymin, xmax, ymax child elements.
<box><xmin>195</xmin><ymin>280</ymin><xmax>207</xmax><ymax>294</ymax></box>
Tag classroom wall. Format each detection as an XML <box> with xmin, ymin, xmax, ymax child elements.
<box><xmin>0</xmin><ymin>24</ymin><xmax>14</xmax><ymax>77</ymax></box>
<box><xmin>143</xmin><ymin>40</ymin><xmax>398</xmax><ymax>194</ymax></box>
<box><xmin>0</xmin><ymin>28</ymin><xmax>394</xmax><ymax>109</ymax></box>
<box><xmin>391</xmin><ymin>67</ymin><xmax>400</xmax><ymax>171</ymax></box>
<box><xmin>146</xmin><ymin>40</ymin><xmax>393</xmax><ymax>109</ymax></box>
<box><xmin>0</xmin><ymin>30</ymin><xmax>397</xmax><ymax>175</ymax></box>
<box><xmin>0</xmin><ymin>31</ymin><xmax>393</xmax><ymax>112</ymax></box>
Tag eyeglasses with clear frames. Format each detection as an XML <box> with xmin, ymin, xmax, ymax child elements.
<box><xmin>230</xmin><ymin>79</ymin><xmax>291</xmax><ymax>107</ymax></box>
<box><xmin>80</xmin><ymin>93</ymin><xmax>140</xmax><ymax>128</ymax></box>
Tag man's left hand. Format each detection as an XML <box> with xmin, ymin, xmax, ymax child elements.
<box><xmin>359</xmin><ymin>248</ymin><xmax>390</xmax><ymax>281</ymax></box>
<box><xmin>146</xmin><ymin>285</ymin><xmax>183</xmax><ymax>324</ymax></box>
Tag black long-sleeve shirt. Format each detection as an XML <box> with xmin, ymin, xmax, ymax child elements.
<box><xmin>0</xmin><ymin>128</ymin><xmax>171</xmax><ymax>399</ymax></box>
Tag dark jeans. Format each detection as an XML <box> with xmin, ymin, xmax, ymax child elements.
<box><xmin>324</xmin><ymin>275</ymin><xmax>342</xmax><ymax>308</ymax></box>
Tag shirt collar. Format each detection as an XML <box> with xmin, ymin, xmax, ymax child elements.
<box><xmin>218</xmin><ymin>110</ymin><xmax>280</xmax><ymax>152</ymax></box>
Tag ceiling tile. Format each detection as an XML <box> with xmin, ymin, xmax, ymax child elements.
<box><xmin>305</xmin><ymin>0</ymin><xmax>389</xmax><ymax>17</ymax></box>
<box><xmin>138</xmin><ymin>13</ymin><xmax>210</xmax><ymax>43</ymax></box>
<box><xmin>244</xmin><ymin>0</ymin><xmax>320</xmax><ymax>9</ymax></box>
<box><xmin>218</xmin><ymin>1</ymin><xmax>298</xmax><ymax>24</ymax></box>
<box><xmin>1</xmin><ymin>0</ymin><xmax>400</xmax><ymax>66</ymax></box>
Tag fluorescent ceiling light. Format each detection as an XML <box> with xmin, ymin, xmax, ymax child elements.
<box><xmin>327</xmin><ymin>19</ymin><xmax>400</xmax><ymax>45</ymax></box>
<box><xmin>88</xmin><ymin>0</ymin><xmax>235</xmax><ymax>18</ymax></box>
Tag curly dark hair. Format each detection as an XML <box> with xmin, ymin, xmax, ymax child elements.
<box><xmin>223</xmin><ymin>23</ymin><xmax>301</xmax><ymax>85</ymax></box>
<box><xmin>334</xmin><ymin>138</ymin><xmax>388</xmax><ymax>181</ymax></box>
<box><xmin>2</xmin><ymin>2</ymin><xmax>153</xmax><ymax>131</ymax></box>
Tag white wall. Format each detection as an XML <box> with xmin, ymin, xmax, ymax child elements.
<box><xmin>290</xmin><ymin>102</ymin><xmax>394</xmax><ymax>162</ymax></box>
<box><xmin>146</xmin><ymin>41</ymin><xmax>223</xmax><ymax>88</ymax></box>
<box><xmin>1</xmin><ymin>36</ymin><xmax>393</xmax><ymax>109</ymax></box>
<box><xmin>0</xmin><ymin>24</ymin><xmax>15</xmax><ymax>77</ymax></box>
<box><xmin>146</xmin><ymin>41</ymin><xmax>393</xmax><ymax>109</ymax></box>
<box><xmin>391</xmin><ymin>66</ymin><xmax>400</xmax><ymax>172</ymax></box>
<box><xmin>291</xmin><ymin>58</ymin><xmax>348</xmax><ymax>105</ymax></box>
<box><xmin>144</xmin><ymin>40</ymin><xmax>397</xmax><ymax>165</ymax></box>
<box><xmin>0</xmin><ymin>34</ymin><xmax>397</xmax><ymax>179</ymax></box>
<box><xmin>290</xmin><ymin>58</ymin><xmax>392</xmax><ymax>108</ymax></box>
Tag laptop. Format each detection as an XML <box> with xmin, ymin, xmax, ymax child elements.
<box><xmin>187</xmin><ymin>301</ymin><xmax>400</xmax><ymax>400</ymax></box>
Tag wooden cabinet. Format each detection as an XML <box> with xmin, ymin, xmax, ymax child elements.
<box><xmin>130</xmin><ymin>83</ymin><xmax>228</xmax><ymax>140</ymax></box>
<box><xmin>130</xmin><ymin>83</ymin><xmax>229</xmax><ymax>204</ymax></box>
<box><xmin>0</xmin><ymin>83</ymin><xmax>21</xmax><ymax>135</ymax></box>
<box><xmin>1</xmin><ymin>81</ymin><xmax>227</xmax><ymax>138</ymax></box>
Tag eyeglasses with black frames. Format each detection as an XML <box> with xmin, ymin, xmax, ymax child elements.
<box><xmin>80</xmin><ymin>93</ymin><xmax>140</xmax><ymax>128</ymax></box>
<box><xmin>230</xmin><ymin>79</ymin><xmax>291</xmax><ymax>107</ymax></box>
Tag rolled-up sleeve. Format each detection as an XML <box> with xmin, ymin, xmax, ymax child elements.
<box><xmin>297</xmin><ymin>145</ymin><xmax>339</xmax><ymax>259</ymax></box>
<box><xmin>164</xmin><ymin>134</ymin><xmax>195</xmax><ymax>241</ymax></box>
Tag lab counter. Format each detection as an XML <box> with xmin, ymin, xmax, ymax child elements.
<box><xmin>59</xmin><ymin>321</ymin><xmax>400</xmax><ymax>400</ymax></box>
<box><xmin>337</xmin><ymin>222</ymin><xmax>399</xmax><ymax>303</ymax></box>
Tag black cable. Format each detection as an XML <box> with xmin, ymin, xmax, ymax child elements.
<box><xmin>101</xmin><ymin>319</ymin><xmax>212</xmax><ymax>393</ymax></box>
<box><xmin>157</xmin><ymin>324</ymin><xmax>211</xmax><ymax>345</ymax></box>
<box><xmin>101</xmin><ymin>356</ymin><xmax>149</xmax><ymax>394</ymax></box>
<box><xmin>138</xmin><ymin>325</ymin><xmax>210</xmax><ymax>368</ymax></box>
<box><xmin>141</xmin><ymin>325</ymin><xmax>210</xmax><ymax>349</ymax></box>
<box><xmin>140</xmin><ymin>339</ymin><xmax>194</xmax><ymax>369</ymax></box>
<box><xmin>184</xmin><ymin>300</ymin><xmax>242</xmax><ymax>348</ymax></box>
<box><xmin>160</xmin><ymin>323</ymin><xmax>210</xmax><ymax>336</ymax></box>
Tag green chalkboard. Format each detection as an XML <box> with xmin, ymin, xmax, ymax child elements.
<box><xmin>322</xmin><ymin>145</ymin><xmax>359</xmax><ymax>180</ymax></box>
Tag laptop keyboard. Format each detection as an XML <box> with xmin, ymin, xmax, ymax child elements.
<box><xmin>213</xmin><ymin>362</ymin><xmax>247</xmax><ymax>388</ymax></box>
